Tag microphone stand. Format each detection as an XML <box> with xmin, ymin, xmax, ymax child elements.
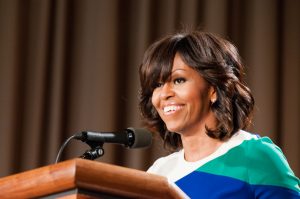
<box><xmin>79</xmin><ymin>141</ymin><xmax>104</xmax><ymax>160</ymax></box>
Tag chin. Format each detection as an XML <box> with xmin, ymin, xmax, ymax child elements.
<box><xmin>166</xmin><ymin>125</ymin><xmax>182</xmax><ymax>133</ymax></box>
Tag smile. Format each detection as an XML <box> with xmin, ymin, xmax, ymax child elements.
<box><xmin>163</xmin><ymin>105</ymin><xmax>183</xmax><ymax>115</ymax></box>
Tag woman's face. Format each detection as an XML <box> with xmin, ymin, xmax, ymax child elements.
<box><xmin>151</xmin><ymin>53</ymin><xmax>215</xmax><ymax>135</ymax></box>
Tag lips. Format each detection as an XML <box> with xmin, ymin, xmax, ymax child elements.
<box><xmin>163</xmin><ymin>105</ymin><xmax>183</xmax><ymax>115</ymax></box>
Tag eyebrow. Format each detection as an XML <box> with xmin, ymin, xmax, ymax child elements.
<box><xmin>171</xmin><ymin>69</ymin><xmax>186</xmax><ymax>73</ymax></box>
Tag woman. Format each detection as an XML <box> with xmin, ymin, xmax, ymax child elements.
<box><xmin>139</xmin><ymin>31</ymin><xmax>300</xmax><ymax>198</ymax></box>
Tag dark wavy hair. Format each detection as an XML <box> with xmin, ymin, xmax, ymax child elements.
<box><xmin>139</xmin><ymin>31</ymin><xmax>254</xmax><ymax>151</ymax></box>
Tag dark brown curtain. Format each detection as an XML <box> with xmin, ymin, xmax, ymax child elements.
<box><xmin>0</xmin><ymin>0</ymin><xmax>299</xmax><ymax>178</ymax></box>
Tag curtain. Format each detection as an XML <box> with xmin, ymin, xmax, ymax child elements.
<box><xmin>0</xmin><ymin>0</ymin><xmax>299</xmax><ymax>177</ymax></box>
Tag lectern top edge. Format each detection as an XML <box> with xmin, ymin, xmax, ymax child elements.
<box><xmin>0</xmin><ymin>158</ymin><xmax>184</xmax><ymax>199</ymax></box>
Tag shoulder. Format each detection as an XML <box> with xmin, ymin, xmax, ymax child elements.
<box><xmin>246</xmin><ymin>136</ymin><xmax>291</xmax><ymax>173</ymax></box>
<box><xmin>244</xmin><ymin>135</ymin><xmax>300</xmax><ymax>193</ymax></box>
<box><xmin>246</xmin><ymin>136</ymin><xmax>286</xmax><ymax>164</ymax></box>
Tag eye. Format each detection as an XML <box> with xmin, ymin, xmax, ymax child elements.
<box><xmin>174</xmin><ymin>78</ymin><xmax>186</xmax><ymax>85</ymax></box>
<box><xmin>155</xmin><ymin>82</ymin><xmax>164</xmax><ymax>88</ymax></box>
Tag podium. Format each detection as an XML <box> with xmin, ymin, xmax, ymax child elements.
<box><xmin>0</xmin><ymin>158</ymin><xmax>183</xmax><ymax>198</ymax></box>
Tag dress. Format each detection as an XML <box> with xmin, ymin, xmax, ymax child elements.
<box><xmin>147</xmin><ymin>130</ymin><xmax>300</xmax><ymax>199</ymax></box>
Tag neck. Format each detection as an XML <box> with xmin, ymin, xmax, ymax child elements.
<box><xmin>179</xmin><ymin>110</ymin><xmax>222</xmax><ymax>162</ymax></box>
<box><xmin>181</xmin><ymin>132</ymin><xmax>223</xmax><ymax>162</ymax></box>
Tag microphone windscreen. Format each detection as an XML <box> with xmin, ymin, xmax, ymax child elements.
<box><xmin>127</xmin><ymin>127</ymin><xmax>152</xmax><ymax>148</ymax></box>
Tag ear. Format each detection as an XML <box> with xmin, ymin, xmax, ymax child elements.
<box><xmin>209</xmin><ymin>86</ymin><xmax>217</xmax><ymax>104</ymax></box>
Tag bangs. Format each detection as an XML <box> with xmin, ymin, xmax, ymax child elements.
<box><xmin>141</xmin><ymin>35</ymin><xmax>185</xmax><ymax>92</ymax></box>
<box><xmin>149</xmin><ymin>52</ymin><xmax>174</xmax><ymax>89</ymax></box>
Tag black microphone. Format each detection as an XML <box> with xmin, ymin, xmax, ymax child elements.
<box><xmin>74</xmin><ymin>127</ymin><xmax>152</xmax><ymax>148</ymax></box>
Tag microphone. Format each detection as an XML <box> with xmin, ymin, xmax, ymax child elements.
<box><xmin>74</xmin><ymin>127</ymin><xmax>152</xmax><ymax>148</ymax></box>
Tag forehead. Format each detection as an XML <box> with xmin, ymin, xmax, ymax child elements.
<box><xmin>172</xmin><ymin>54</ymin><xmax>207</xmax><ymax>83</ymax></box>
<box><xmin>172</xmin><ymin>53</ymin><xmax>187</xmax><ymax>71</ymax></box>
<box><xmin>160</xmin><ymin>53</ymin><xmax>199</xmax><ymax>80</ymax></box>
<box><xmin>171</xmin><ymin>53</ymin><xmax>197</xmax><ymax>74</ymax></box>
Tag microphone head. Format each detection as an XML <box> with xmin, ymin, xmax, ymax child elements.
<box><xmin>127</xmin><ymin>127</ymin><xmax>152</xmax><ymax>148</ymax></box>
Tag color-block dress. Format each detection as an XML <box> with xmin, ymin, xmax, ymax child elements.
<box><xmin>147</xmin><ymin>130</ymin><xmax>300</xmax><ymax>198</ymax></box>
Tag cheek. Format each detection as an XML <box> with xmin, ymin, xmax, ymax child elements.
<box><xmin>196</xmin><ymin>92</ymin><xmax>212</xmax><ymax>112</ymax></box>
<box><xmin>151</xmin><ymin>91</ymin><xmax>159</xmax><ymax>110</ymax></box>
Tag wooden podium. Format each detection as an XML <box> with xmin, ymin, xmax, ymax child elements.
<box><xmin>0</xmin><ymin>158</ymin><xmax>184</xmax><ymax>198</ymax></box>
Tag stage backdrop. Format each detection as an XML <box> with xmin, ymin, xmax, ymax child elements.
<box><xmin>0</xmin><ymin>0</ymin><xmax>299</xmax><ymax>177</ymax></box>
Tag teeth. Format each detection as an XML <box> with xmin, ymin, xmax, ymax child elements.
<box><xmin>163</xmin><ymin>106</ymin><xmax>180</xmax><ymax>113</ymax></box>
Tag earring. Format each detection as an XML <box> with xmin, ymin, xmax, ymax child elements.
<box><xmin>211</xmin><ymin>98</ymin><xmax>216</xmax><ymax>104</ymax></box>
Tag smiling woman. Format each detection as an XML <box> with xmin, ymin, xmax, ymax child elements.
<box><xmin>139</xmin><ymin>31</ymin><xmax>254</xmax><ymax>150</ymax></box>
<box><xmin>151</xmin><ymin>53</ymin><xmax>215</xmax><ymax>138</ymax></box>
<box><xmin>139</xmin><ymin>30</ymin><xmax>300</xmax><ymax>198</ymax></box>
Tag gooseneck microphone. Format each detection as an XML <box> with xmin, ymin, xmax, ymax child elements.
<box><xmin>55</xmin><ymin>127</ymin><xmax>152</xmax><ymax>163</ymax></box>
<box><xmin>75</xmin><ymin>127</ymin><xmax>152</xmax><ymax>149</ymax></box>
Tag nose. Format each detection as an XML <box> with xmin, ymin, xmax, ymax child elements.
<box><xmin>159</xmin><ymin>82</ymin><xmax>174</xmax><ymax>100</ymax></box>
